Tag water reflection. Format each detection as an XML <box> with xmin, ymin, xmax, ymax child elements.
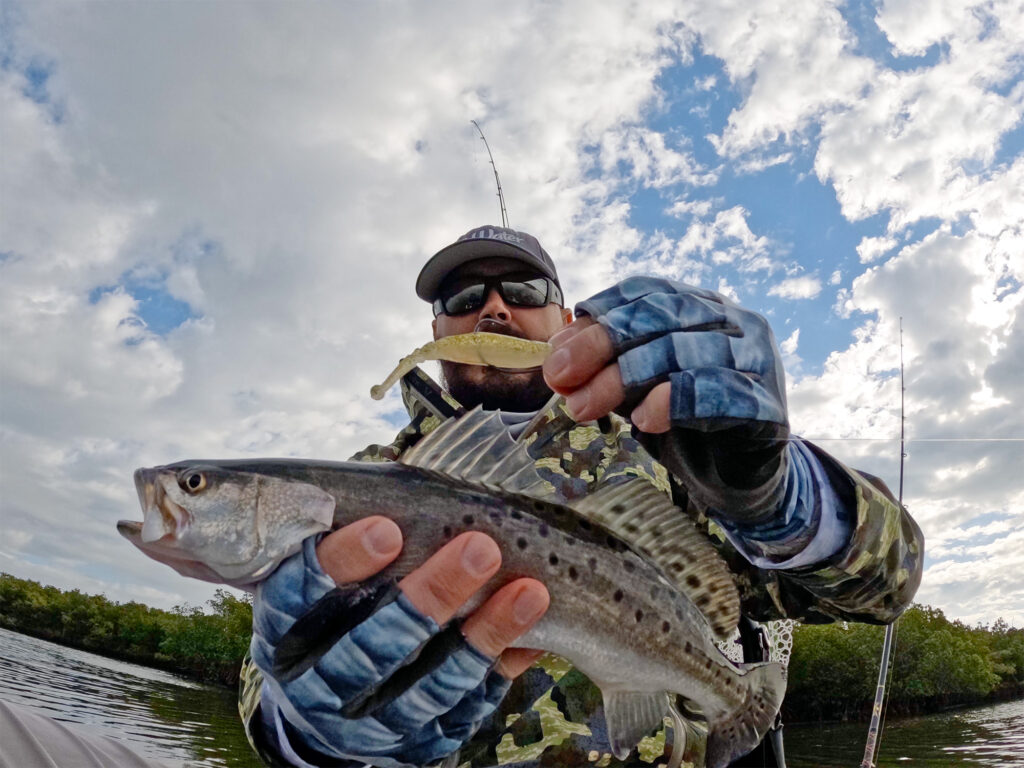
<box><xmin>0</xmin><ymin>628</ymin><xmax>256</xmax><ymax>768</ymax></box>
<box><xmin>786</xmin><ymin>698</ymin><xmax>1024</xmax><ymax>767</ymax></box>
<box><xmin>2</xmin><ymin>627</ymin><xmax>1022</xmax><ymax>767</ymax></box>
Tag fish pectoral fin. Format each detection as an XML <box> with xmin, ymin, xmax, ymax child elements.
<box><xmin>273</xmin><ymin>577</ymin><xmax>401</xmax><ymax>683</ymax></box>
<box><xmin>601</xmin><ymin>689</ymin><xmax>670</xmax><ymax>761</ymax></box>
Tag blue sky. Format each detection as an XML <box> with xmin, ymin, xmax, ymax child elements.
<box><xmin>1</xmin><ymin>0</ymin><xmax>1022</xmax><ymax>629</ymax></box>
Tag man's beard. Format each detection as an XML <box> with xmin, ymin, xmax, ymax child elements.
<box><xmin>440</xmin><ymin>360</ymin><xmax>554</xmax><ymax>412</ymax></box>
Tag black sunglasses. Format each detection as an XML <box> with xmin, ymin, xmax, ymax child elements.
<box><xmin>432</xmin><ymin>275</ymin><xmax>563</xmax><ymax>317</ymax></box>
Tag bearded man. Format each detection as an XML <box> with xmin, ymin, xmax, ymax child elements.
<box><xmin>241</xmin><ymin>225</ymin><xmax>924</xmax><ymax>768</ymax></box>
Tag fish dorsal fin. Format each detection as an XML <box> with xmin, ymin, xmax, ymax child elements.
<box><xmin>572</xmin><ymin>480</ymin><xmax>740</xmax><ymax>640</ymax></box>
<box><xmin>400</xmin><ymin>406</ymin><xmax>555</xmax><ymax>500</ymax></box>
<box><xmin>602</xmin><ymin>690</ymin><xmax>670</xmax><ymax>760</ymax></box>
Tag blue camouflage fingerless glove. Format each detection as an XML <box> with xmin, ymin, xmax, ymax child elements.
<box><xmin>250</xmin><ymin>536</ymin><xmax>512</xmax><ymax>768</ymax></box>
<box><xmin>576</xmin><ymin>277</ymin><xmax>794</xmax><ymax>525</ymax></box>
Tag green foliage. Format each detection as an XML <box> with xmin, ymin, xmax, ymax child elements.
<box><xmin>0</xmin><ymin>573</ymin><xmax>252</xmax><ymax>686</ymax></box>
<box><xmin>786</xmin><ymin>604</ymin><xmax>1022</xmax><ymax>721</ymax></box>
<box><xmin>3</xmin><ymin>572</ymin><xmax>1022</xmax><ymax>716</ymax></box>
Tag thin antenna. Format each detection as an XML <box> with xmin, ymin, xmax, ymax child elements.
<box><xmin>470</xmin><ymin>120</ymin><xmax>509</xmax><ymax>228</ymax></box>
<box><xmin>860</xmin><ymin>317</ymin><xmax>905</xmax><ymax>768</ymax></box>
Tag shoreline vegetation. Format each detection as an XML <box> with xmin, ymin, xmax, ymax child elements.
<box><xmin>2</xmin><ymin>572</ymin><xmax>1022</xmax><ymax>722</ymax></box>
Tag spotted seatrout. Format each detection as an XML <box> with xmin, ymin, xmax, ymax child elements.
<box><xmin>370</xmin><ymin>332</ymin><xmax>552</xmax><ymax>399</ymax></box>
<box><xmin>119</xmin><ymin>408</ymin><xmax>782</xmax><ymax>767</ymax></box>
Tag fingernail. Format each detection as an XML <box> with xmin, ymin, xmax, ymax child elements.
<box><xmin>565</xmin><ymin>389</ymin><xmax>589</xmax><ymax>420</ymax></box>
<box><xmin>462</xmin><ymin>534</ymin><xmax>500</xmax><ymax>577</ymax></box>
<box><xmin>544</xmin><ymin>347</ymin><xmax>570</xmax><ymax>379</ymax></box>
<box><xmin>631</xmin><ymin>400</ymin><xmax>649</xmax><ymax>430</ymax></box>
<box><xmin>513</xmin><ymin>586</ymin><xmax>548</xmax><ymax>624</ymax></box>
<box><xmin>362</xmin><ymin>520</ymin><xmax>402</xmax><ymax>556</ymax></box>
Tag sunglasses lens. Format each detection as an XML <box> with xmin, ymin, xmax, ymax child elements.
<box><xmin>500</xmin><ymin>278</ymin><xmax>549</xmax><ymax>307</ymax></box>
<box><xmin>436</xmin><ymin>276</ymin><xmax>557</xmax><ymax>315</ymax></box>
<box><xmin>441</xmin><ymin>283</ymin><xmax>486</xmax><ymax>315</ymax></box>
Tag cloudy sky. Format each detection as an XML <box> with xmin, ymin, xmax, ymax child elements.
<box><xmin>2</xmin><ymin>0</ymin><xmax>1022</xmax><ymax>629</ymax></box>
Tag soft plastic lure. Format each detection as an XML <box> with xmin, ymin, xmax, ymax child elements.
<box><xmin>370</xmin><ymin>332</ymin><xmax>552</xmax><ymax>400</ymax></box>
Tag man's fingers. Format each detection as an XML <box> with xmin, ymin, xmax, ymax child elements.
<box><xmin>563</xmin><ymin>363</ymin><xmax>626</xmax><ymax>422</ymax></box>
<box><xmin>544</xmin><ymin>318</ymin><xmax>615</xmax><ymax>392</ymax></box>
<box><xmin>316</xmin><ymin>516</ymin><xmax>403</xmax><ymax>584</ymax></box>
<box><xmin>497</xmin><ymin>648</ymin><xmax>546</xmax><ymax>679</ymax></box>
<box><xmin>461</xmin><ymin>578</ymin><xmax>549</xmax><ymax>661</ymax></box>
<box><xmin>322</xmin><ymin>527</ymin><xmax>548</xmax><ymax>679</ymax></box>
<box><xmin>399</xmin><ymin>532</ymin><xmax>502</xmax><ymax>625</ymax></box>
<box><xmin>630</xmin><ymin>381</ymin><xmax>672</xmax><ymax>434</ymax></box>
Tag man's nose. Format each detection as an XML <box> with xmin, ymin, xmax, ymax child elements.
<box><xmin>478</xmin><ymin>288</ymin><xmax>511</xmax><ymax>320</ymax></box>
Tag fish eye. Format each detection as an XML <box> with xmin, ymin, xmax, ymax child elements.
<box><xmin>179</xmin><ymin>471</ymin><xmax>207</xmax><ymax>493</ymax></box>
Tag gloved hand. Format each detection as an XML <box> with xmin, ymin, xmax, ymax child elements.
<box><xmin>543</xmin><ymin>276</ymin><xmax>791</xmax><ymax>524</ymax></box>
<box><xmin>250</xmin><ymin>520</ymin><xmax>548</xmax><ymax>768</ymax></box>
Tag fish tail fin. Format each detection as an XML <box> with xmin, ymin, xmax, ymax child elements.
<box><xmin>704</xmin><ymin>661</ymin><xmax>785</xmax><ymax>768</ymax></box>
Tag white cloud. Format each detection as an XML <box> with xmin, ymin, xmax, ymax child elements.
<box><xmin>768</xmin><ymin>276</ymin><xmax>822</xmax><ymax>299</ymax></box>
<box><xmin>856</xmin><ymin>235</ymin><xmax>898</xmax><ymax>263</ymax></box>
<box><xmin>0</xmin><ymin>0</ymin><xmax>1021</xmax><ymax>633</ymax></box>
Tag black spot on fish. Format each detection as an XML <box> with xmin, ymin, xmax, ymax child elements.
<box><xmin>549</xmin><ymin>554</ymin><xmax>559</xmax><ymax>566</ymax></box>
<box><xmin>634</xmin><ymin>609</ymin><xmax>643</xmax><ymax>623</ymax></box>
<box><xmin>613</xmin><ymin>589</ymin><xmax>624</xmax><ymax>602</ymax></box>
<box><xmin>686</xmin><ymin>575</ymin><xmax>701</xmax><ymax>589</ymax></box>
<box><xmin>697</xmin><ymin>595</ymin><xmax>710</xmax><ymax>608</ymax></box>
<box><xmin>517</xmin><ymin>538</ymin><xmax>528</xmax><ymax>550</ymax></box>
<box><xmin>611</xmin><ymin>503</ymin><xmax>626</xmax><ymax>515</ymax></box>
<box><xmin>684</xmin><ymin>641</ymin><xmax>692</xmax><ymax>653</ymax></box>
<box><xmin>443</xmin><ymin>526</ymin><xmax>453</xmax><ymax>539</ymax></box>
<box><xmin>463</xmin><ymin>514</ymin><xmax>474</xmax><ymax>525</ymax></box>
<box><xmin>624</xmin><ymin>522</ymin><xmax>638</xmax><ymax>534</ymax></box>
<box><xmin>578</xmin><ymin>519</ymin><xmax>592</xmax><ymax>531</ymax></box>
<box><xmin>661</xmin><ymin>621</ymin><xmax>670</xmax><ymax>633</ymax></box>
<box><xmin>671</xmin><ymin>562</ymin><xmax>684</xmax><ymax>572</ymax></box>
<box><xmin>533</xmin><ymin>500</ymin><xmax>546</xmax><ymax>512</ymax></box>
<box><xmin>511</xmin><ymin>510</ymin><xmax>523</xmax><ymax>520</ymax></box>
<box><xmin>568</xmin><ymin>566</ymin><xmax>578</xmax><ymax>581</ymax></box>
<box><xmin>538</xmin><ymin>524</ymin><xmax>549</xmax><ymax>538</ymax></box>
<box><xmin>623</xmin><ymin>560</ymin><xmax>635</xmax><ymax>572</ymax></box>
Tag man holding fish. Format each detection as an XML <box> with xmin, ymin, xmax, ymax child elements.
<box><xmin>113</xmin><ymin>225</ymin><xmax>922</xmax><ymax>768</ymax></box>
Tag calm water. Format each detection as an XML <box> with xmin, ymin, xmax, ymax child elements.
<box><xmin>1</xmin><ymin>627</ymin><xmax>1021</xmax><ymax>767</ymax></box>
<box><xmin>785</xmin><ymin>699</ymin><xmax>1024</xmax><ymax>767</ymax></box>
<box><xmin>0</xmin><ymin>627</ymin><xmax>256</xmax><ymax>767</ymax></box>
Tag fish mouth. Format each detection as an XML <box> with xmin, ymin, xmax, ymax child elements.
<box><xmin>116</xmin><ymin>519</ymin><xmax>233</xmax><ymax>586</ymax></box>
<box><xmin>131</xmin><ymin>468</ymin><xmax>192</xmax><ymax>543</ymax></box>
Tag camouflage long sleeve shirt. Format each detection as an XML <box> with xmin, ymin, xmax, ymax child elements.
<box><xmin>240</xmin><ymin>368</ymin><xmax>923</xmax><ymax>768</ymax></box>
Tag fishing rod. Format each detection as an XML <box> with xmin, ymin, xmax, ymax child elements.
<box><xmin>471</xmin><ymin>120</ymin><xmax>509</xmax><ymax>228</ymax></box>
<box><xmin>860</xmin><ymin>317</ymin><xmax>905</xmax><ymax>768</ymax></box>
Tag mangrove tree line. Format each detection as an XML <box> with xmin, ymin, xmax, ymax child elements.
<box><xmin>2</xmin><ymin>571</ymin><xmax>1022</xmax><ymax>720</ymax></box>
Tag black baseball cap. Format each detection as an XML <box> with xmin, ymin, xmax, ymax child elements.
<box><xmin>416</xmin><ymin>225</ymin><xmax>561</xmax><ymax>301</ymax></box>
